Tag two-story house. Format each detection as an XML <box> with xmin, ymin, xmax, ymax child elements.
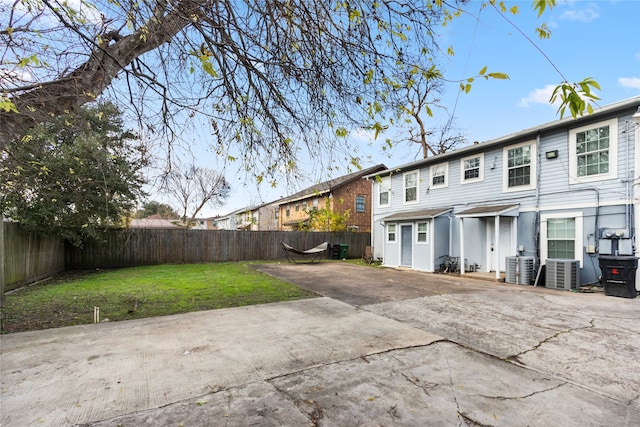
<box><xmin>367</xmin><ymin>96</ymin><xmax>640</xmax><ymax>290</ymax></box>
<box><xmin>278</xmin><ymin>164</ymin><xmax>387</xmax><ymax>232</ymax></box>
<box><xmin>240</xmin><ymin>202</ymin><xmax>280</xmax><ymax>231</ymax></box>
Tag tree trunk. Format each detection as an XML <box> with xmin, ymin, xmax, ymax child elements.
<box><xmin>0</xmin><ymin>0</ymin><xmax>200</xmax><ymax>148</ymax></box>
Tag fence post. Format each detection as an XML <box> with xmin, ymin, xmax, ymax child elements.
<box><xmin>1</xmin><ymin>215</ymin><xmax>5</xmax><ymax>307</ymax></box>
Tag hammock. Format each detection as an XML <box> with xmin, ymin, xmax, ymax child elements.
<box><xmin>281</xmin><ymin>241</ymin><xmax>328</xmax><ymax>263</ymax></box>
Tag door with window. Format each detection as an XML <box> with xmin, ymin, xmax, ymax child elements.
<box><xmin>401</xmin><ymin>224</ymin><xmax>413</xmax><ymax>267</ymax></box>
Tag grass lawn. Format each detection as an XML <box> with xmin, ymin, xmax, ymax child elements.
<box><xmin>0</xmin><ymin>262</ymin><xmax>318</xmax><ymax>334</ymax></box>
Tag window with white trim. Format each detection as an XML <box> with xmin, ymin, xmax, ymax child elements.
<box><xmin>355</xmin><ymin>195</ymin><xmax>366</xmax><ymax>213</ymax></box>
<box><xmin>547</xmin><ymin>218</ymin><xmax>575</xmax><ymax>259</ymax></box>
<box><xmin>378</xmin><ymin>177</ymin><xmax>390</xmax><ymax>207</ymax></box>
<box><xmin>404</xmin><ymin>171</ymin><xmax>419</xmax><ymax>203</ymax></box>
<box><xmin>387</xmin><ymin>224</ymin><xmax>397</xmax><ymax>242</ymax></box>
<box><xmin>430</xmin><ymin>163</ymin><xmax>448</xmax><ymax>188</ymax></box>
<box><xmin>569</xmin><ymin>118</ymin><xmax>618</xmax><ymax>183</ymax></box>
<box><xmin>461</xmin><ymin>153</ymin><xmax>484</xmax><ymax>184</ymax></box>
<box><xmin>417</xmin><ymin>222</ymin><xmax>428</xmax><ymax>243</ymax></box>
<box><xmin>541</xmin><ymin>212</ymin><xmax>583</xmax><ymax>266</ymax></box>
<box><xmin>503</xmin><ymin>141</ymin><xmax>536</xmax><ymax>192</ymax></box>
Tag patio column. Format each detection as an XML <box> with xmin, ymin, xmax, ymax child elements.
<box><xmin>494</xmin><ymin>215</ymin><xmax>500</xmax><ymax>280</ymax></box>
<box><xmin>459</xmin><ymin>217</ymin><xmax>465</xmax><ymax>275</ymax></box>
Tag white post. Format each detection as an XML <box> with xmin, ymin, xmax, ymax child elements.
<box><xmin>459</xmin><ymin>217</ymin><xmax>465</xmax><ymax>275</ymax></box>
<box><xmin>495</xmin><ymin>216</ymin><xmax>501</xmax><ymax>280</ymax></box>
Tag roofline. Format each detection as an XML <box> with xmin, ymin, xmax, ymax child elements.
<box><xmin>366</xmin><ymin>96</ymin><xmax>640</xmax><ymax>178</ymax></box>
<box><xmin>278</xmin><ymin>164</ymin><xmax>386</xmax><ymax>205</ymax></box>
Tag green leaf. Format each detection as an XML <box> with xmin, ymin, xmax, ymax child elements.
<box><xmin>478</xmin><ymin>66</ymin><xmax>488</xmax><ymax>76</ymax></box>
<box><xmin>533</xmin><ymin>0</ymin><xmax>556</xmax><ymax>18</ymax></box>
<box><xmin>486</xmin><ymin>72</ymin><xmax>510</xmax><ymax>80</ymax></box>
<box><xmin>0</xmin><ymin>97</ymin><xmax>19</xmax><ymax>113</ymax></box>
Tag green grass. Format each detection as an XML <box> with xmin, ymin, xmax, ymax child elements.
<box><xmin>0</xmin><ymin>262</ymin><xmax>318</xmax><ymax>334</ymax></box>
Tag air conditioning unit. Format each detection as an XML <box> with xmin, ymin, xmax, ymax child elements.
<box><xmin>505</xmin><ymin>256</ymin><xmax>535</xmax><ymax>285</ymax></box>
<box><xmin>546</xmin><ymin>259</ymin><xmax>580</xmax><ymax>290</ymax></box>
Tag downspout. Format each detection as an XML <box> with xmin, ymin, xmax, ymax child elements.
<box><xmin>632</xmin><ymin>107</ymin><xmax>640</xmax><ymax>290</ymax></box>
<box><xmin>535</xmin><ymin>132</ymin><xmax>542</xmax><ymax>266</ymax></box>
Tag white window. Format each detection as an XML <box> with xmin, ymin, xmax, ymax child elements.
<box><xmin>569</xmin><ymin>118</ymin><xmax>618</xmax><ymax>184</ymax></box>
<box><xmin>461</xmin><ymin>153</ymin><xmax>484</xmax><ymax>184</ymax></box>
<box><xmin>387</xmin><ymin>224</ymin><xmax>397</xmax><ymax>242</ymax></box>
<box><xmin>540</xmin><ymin>212</ymin><xmax>583</xmax><ymax>267</ymax></box>
<box><xmin>355</xmin><ymin>195</ymin><xmax>365</xmax><ymax>213</ymax></box>
<box><xmin>503</xmin><ymin>141</ymin><xmax>536</xmax><ymax>192</ymax></box>
<box><xmin>313</xmin><ymin>198</ymin><xmax>319</xmax><ymax>210</ymax></box>
<box><xmin>417</xmin><ymin>222</ymin><xmax>429</xmax><ymax>243</ymax></box>
<box><xmin>403</xmin><ymin>171</ymin><xmax>419</xmax><ymax>204</ymax></box>
<box><xmin>378</xmin><ymin>177</ymin><xmax>390</xmax><ymax>207</ymax></box>
<box><xmin>430</xmin><ymin>163</ymin><xmax>448</xmax><ymax>189</ymax></box>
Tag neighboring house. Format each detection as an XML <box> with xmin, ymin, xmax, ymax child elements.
<box><xmin>240</xmin><ymin>202</ymin><xmax>280</xmax><ymax>231</ymax></box>
<box><xmin>190</xmin><ymin>217</ymin><xmax>219</xmax><ymax>230</ymax></box>
<box><xmin>217</xmin><ymin>206</ymin><xmax>261</xmax><ymax>231</ymax></box>
<box><xmin>216</xmin><ymin>208</ymin><xmax>246</xmax><ymax>230</ymax></box>
<box><xmin>278</xmin><ymin>164</ymin><xmax>387</xmax><ymax>232</ymax></box>
<box><xmin>130</xmin><ymin>214</ymin><xmax>182</xmax><ymax>229</ymax></box>
<box><xmin>367</xmin><ymin>96</ymin><xmax>640</xmax><ymax>289</ymax></box>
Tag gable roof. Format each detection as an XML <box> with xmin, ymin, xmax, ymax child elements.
<box><xmin>366</xmin><ymin>96</ymin><xmax>640</xmax><ymax>178</ymax></box>
<box><xmin>279</xmin><ymin>164</ymin><xmax>387</xmax><ymax>204</ymax></box>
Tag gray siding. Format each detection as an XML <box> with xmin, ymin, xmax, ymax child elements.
<box><xmin>371</xmin><ymin>98</ymin><xmax>640</xmax><ymax>288</ymax></box>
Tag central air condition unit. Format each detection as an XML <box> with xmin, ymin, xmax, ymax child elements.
<box><xmin>545</xmin><ymin>259</ymin><xmax>580</xmax><ymax>290</ymax></box>
<box><xmin>505</xmin><ymin>256</ymin><xmax>535</xmax><ymax>285</ymax></box>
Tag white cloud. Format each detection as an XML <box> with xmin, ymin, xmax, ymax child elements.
<box><xmin>618</xmin><ymin>77</ymin><xmax>640</xmax><ymax>90</ymax></box>
<box><xmin>517</xmin><ymin>85</ymin><xmax>558</xmax><ymax>108</ymax></box>
<box><xmin>559</xmin><ymin>3</ymin><xmax>600</xmax><ymax>23</ymax></box>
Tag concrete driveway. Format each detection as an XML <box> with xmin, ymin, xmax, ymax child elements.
<box><xmin>1</xmin><ymin>262</ymin><xmax>639</xmax><ymax>426</ymax></box>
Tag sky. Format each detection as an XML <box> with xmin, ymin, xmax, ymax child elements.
<box><xmin>157</xmin><ymin>0</ymin><xmax>640</xmax><ymax>218</ymax></box>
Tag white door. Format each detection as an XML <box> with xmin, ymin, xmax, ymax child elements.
<box><xmin>487</xmin><ymin>218</ymin><xmax>512</xmax><ymax>272</ymax></box>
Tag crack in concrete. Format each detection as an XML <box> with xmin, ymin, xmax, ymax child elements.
<box><xmin>267</xmin><ymin>380</ymin><xmax>323</xmax><ymax>426</ymax></box>
<box><xmin>477</xmin><ymin>382</ymin><xmax>566</xmax><ymax>401</ymax></box>
<box><xmin>458</xmin><ymin>411</ymin><xmax>494</xmax><ymax>427</ymax></box>
<box><xmin>401</xmin><ymin>372</ymin><xmax>439</xmax><ymax>397</ymax></box>
<box><xmin>441</xmin><ymin>346</ymin><xmax>465</xmax><ymax>427</ymax></box>
<box><xmin>507</xmin><ymin>318</ymin><xmax>595</xmax><ymax>363</ymax></box>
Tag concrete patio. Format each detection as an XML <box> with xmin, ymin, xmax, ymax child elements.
<box><xmin>1</xmin><ymin>262</ymin><xmax>639</xmax><ymax>426</ymax></box>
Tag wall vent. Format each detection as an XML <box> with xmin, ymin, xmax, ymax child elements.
<box><xmin>545</xmin><ymin>259</ymin><xmax>580</xmax><ymax>290</ymax></box>
<box><xmin>505</xmin><ymin>256</ymin><xmax>535</xmax><ymax>285</ymax></box>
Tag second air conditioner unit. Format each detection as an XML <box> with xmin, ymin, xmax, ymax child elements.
<box><xmin>505</xmin><ymin>256</ymin><xmax>535</xmax><ymax>285</ymax></box>
<box><xmin>545</xmin><ymin>259</ymin><xmax>580</xmax><ymax>290</ymax></box>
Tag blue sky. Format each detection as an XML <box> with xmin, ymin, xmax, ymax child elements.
<box><xmin>192</xmin><ymin>0</ymin><xmax>640</xmax><ymax>217</ymax></box>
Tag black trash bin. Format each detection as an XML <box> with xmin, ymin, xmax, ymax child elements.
<box><xmin>598</xmin><ymin>255</ymin><xmax>638</xmax><ymax>298</ymax></box>
<box><xmin>330</xmin><ymin>244</ymin><xmax>341</xmax><ymax>259</ymax></box>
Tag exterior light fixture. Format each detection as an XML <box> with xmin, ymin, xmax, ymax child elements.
<box><xmin>545</xmin><ymin>150</ymin><xmax>559</xmax><ymax>159</ymax></box>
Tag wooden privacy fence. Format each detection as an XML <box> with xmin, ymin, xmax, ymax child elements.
<box><xmin>65</xmin><ymin>229</ymin><xmax>371</xmax><ymax>269</ymax></box>
<box><xmin>2</xmin><ymin>222</ymin><xmax>65</xmax><ymax>292</ymax></box>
